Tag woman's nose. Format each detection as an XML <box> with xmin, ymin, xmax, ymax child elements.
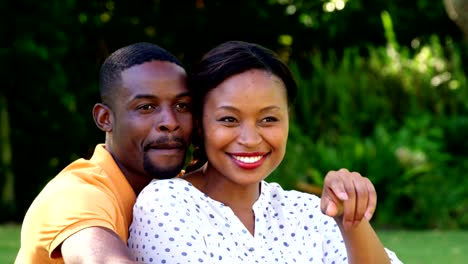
<box><xmin>237</xmin><ymin>123</ymin><xmax>262</xmax><ymax>147</ymax></box>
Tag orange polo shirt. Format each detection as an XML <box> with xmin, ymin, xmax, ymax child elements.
<box><xmin>15</xmin><ymin>144</ymin><xmax>136</xmax><ymax>264</ymax></box>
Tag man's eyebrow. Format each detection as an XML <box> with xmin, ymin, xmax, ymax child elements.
<box><xmin>133</xmin><ymin>94</ymin><xmax>156</xmax><ymax>100</ymax></box>
<box><xmin>176</xmin><ymin>92</ymin><xmax>191</xmax><ymax>98</ymax></box>
<box><xmin>132</xmin><ymin>92</ymin><xmax>191</xmax><ymax>100</ymax></box>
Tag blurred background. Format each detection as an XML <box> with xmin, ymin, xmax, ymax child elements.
<box><xmin>1</xmin><ymin>0</ymin><xmax>467</xmax><ymax>235</ymax></box>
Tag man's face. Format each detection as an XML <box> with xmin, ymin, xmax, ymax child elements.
<box><xmin>108</xmin><ymin>60</ymin><xmax>192</xmax><ymax>182</ymax></box>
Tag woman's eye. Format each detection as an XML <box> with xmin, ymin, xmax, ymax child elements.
<box><xmin>219</xmin><ymin>116</ymin><xmax>237</xmax><ymax>123</ymax></box>
<box><xmin>261</xmin><ymin>116</ymin><xmax>278</xmax><ymax>123</ymax></box>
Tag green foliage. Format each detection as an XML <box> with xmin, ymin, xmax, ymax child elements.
<box><xmin>1</xmin><ymin>0</ymin><xmax>467</xmax><ymax>230</ymax></box>
<box><xmin>270</xmin><ymin>12</ymin><xmax>468</xmax><ymax>229</ymax></box>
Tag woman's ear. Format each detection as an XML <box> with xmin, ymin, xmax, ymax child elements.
<box><xmin>92</xmin><ymin>103</ymin><xmax>113</xmax><ymax>132</ymax></box>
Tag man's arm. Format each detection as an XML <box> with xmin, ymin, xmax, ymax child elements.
<box><xmin>61</xmin><ymin>227</ymin><xmax>136</xmax><ymax>264</ymax></box>
<box><xmin>321</xmin><ymin>169</ymin><xmax>393</xmax><ymax>263</ymax></box>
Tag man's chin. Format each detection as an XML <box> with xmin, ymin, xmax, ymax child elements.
<box><xmin>143</xmin><ymin>163</ymin><xmax>183</xmax><ymax>180</ymax></box>
<box><xmin>152</xmin><ymin>170</ymin><xmax>179</xmax><ymax>180</ymax></box>
<box><xmin>143</xmin><ymin>152</ymin><xmax>185</xmax><ymax>179</ymax></box>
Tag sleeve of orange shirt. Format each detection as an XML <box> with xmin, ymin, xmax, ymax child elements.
<box><xmin>17</xmin><ymin>166</ymin><xmax>131</xmax><ymax>263</ymax></box>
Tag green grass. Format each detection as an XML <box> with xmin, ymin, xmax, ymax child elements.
<box><xmin>0</xmin><ymin>224</ymin><xmax>20</xmax><ymax>264</ymax></box>
<box><xmin>1</xmin><ymin>225</ymin><xmax>467</xmax><ymax>263</ymax></box>
<box><xmin>378</xmin><ymin>230</ymin><xmax>468</xmax><ymax>264</ymax></box>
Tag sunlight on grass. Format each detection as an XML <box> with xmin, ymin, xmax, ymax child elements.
<box><xmin>378</xmin><ymin>230</ymin><xmax>468</xmax><ymax>264</ymax></box>
<box><xmin>0</xmin><ymin>224</ymin><xmax>20</xmax><ymax>264</ymax></box>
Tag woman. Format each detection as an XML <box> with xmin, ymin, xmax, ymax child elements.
<box><xmin>128</xmin><ymin>41</ymin><xmax>402</xmax><ymax>263</ymax></box>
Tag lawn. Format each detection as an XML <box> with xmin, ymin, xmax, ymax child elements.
<box><xmin>378</xmin><ymin>230</ymin><xmax>468</xmax><ymax>264</ymax></box>
<box><xmin>1</xmin><ymin>224</ymin><xmax>467</xmax><ymax>263</ymax></box>
<box><xmin>0</xmin><ymin>224</ymin><xmax>20</xmax><ymax>264</ymax></box>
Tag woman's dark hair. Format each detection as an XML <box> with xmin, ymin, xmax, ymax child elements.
<box><xmin>186</xmin><ymin>40</ymin><xmax>298</xmax><ymax>172</ymax></box>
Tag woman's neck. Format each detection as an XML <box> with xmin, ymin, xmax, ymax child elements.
<box><xmin>182</xmin><ymin>164</ymin><xmax>260</xmax><ymax>235</ymax></box>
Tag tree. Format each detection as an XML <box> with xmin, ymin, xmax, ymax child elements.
<box><xmin>1</xmin><ymin>0</ymin><xmax>465</xmax><ymax>224</ymax></box>
<box><xmin>0</xmin><ymin>93</ymin><xmax>14</xmax><ymax>217</ymax></box>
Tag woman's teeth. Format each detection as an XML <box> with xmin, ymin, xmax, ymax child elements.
<box><xmin>233</xmin><ymin>155</ymin><xmax>262</xmax><ymax>163</ymax></box>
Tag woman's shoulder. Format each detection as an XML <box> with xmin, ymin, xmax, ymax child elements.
<box><xmin>137</xmin><ymin>178</ymin><xmax>194</xmax><ymax>201</ymax></box>
<box><xmin>145</xmin><ymin>177</ymin><xmax>190</xmax><ymax>188</ymax></box>
<box><xmin>260</xmin><ymin>181</ymin><xmax>331</xmax><ymax>224</ymax></box>
<box><xmin>261</xmin><ymin>181</ymin><xmax>322</xmax><ymax>205</ymax></box>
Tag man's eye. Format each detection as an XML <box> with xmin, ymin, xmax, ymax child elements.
<box><xmin>138</xmin><ymin>104</ymin><xmax>155</xmax><ymax>111</ymax></box>
<box><xmin>175</xmin><ymin>102</ymin><xmax>191</xmax><ymax>112</ymax></box>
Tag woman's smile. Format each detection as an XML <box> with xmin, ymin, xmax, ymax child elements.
<box><xmin>229</xmin><ymin>152</ymin><xmax>270</xmax><ymax>169</ymax></box>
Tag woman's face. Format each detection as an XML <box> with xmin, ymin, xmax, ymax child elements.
<box><xmin>202</xmin><ymin>69</ymin><xmax>289</xmax><ymax>186</ymax></box>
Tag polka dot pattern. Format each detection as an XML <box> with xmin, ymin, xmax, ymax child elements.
<box><xmin>128</xmin><ymin>179</ymin><xmax>402</xmax><ymax>263</ymax></box>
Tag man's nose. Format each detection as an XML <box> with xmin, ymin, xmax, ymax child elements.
<box><xmin>157</xmin><ymin>107</ymin><xmax>180</xmax><ymax>132</ymax></box>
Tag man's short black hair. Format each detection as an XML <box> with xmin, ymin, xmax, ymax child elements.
<box><xmin>99</xmin><ymin>42</ymin><xmax>184</xmax><ymax>105</ymax></box>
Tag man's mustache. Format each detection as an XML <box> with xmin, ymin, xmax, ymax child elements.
<box><xmin>143</xmin><ymin>137</ymin><xmax>188</xmax><ymax>151</ymax></box>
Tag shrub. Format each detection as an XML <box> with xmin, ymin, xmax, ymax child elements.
<box><xmin>269</xmin><ymin>12</ymin><xmax>468</xmax><ymax>229</ymax></box>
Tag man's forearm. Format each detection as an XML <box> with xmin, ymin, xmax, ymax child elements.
<box><xmin>337</xmin><ymin>219</ymin><xmax>391</xmax><ymax>264</ymax></box>
<box><xmin>61</xmin><ymin>227</ymin><xmax>136</xmax><ymax>264</ymax></box>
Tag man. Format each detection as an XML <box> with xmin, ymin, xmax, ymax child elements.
<box><xmin>15</xmin><ymin>42</ymin><xmax>193</xmax><ymax>263</ymax></box>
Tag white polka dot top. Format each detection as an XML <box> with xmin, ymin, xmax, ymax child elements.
<box><xmin>128</xmin><ymin>178</ymin><xmax>402</xmax><ymax>263</ymax></box>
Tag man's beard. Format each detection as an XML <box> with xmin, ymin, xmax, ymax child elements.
<box><xmin>143</xmin><ymin>152</ymin><xmax>185</xmax><ymax>180</ymax></box>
